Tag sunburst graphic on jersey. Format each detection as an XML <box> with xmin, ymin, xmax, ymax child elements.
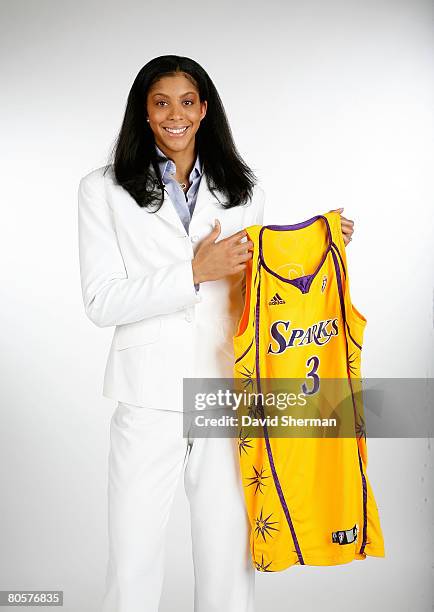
<box><xmin>236</xmin><ymin>364</ymin><xmax>256</xmax><ymax>390</ymax></box>
<box><xmin>255</xmin><ymin>553</ymin><xmax>273</xmax><ymax>572</ymax></box>
<box><xmin>347</xmin><ymin>350</ymin><xmax>359</xmax><ymax>376</ymax></box>
<box><xmin>276</xmin><ymin>261</ymin><xmax>305</xmax><ymax>280</ymax></box>
<box><xmin>247</xmin><ymin>398</ymin><xmax>263</xmax><ymax>419</ymax></box>
<box><xmin>355</xmin><ymin>413</ymin><xmax>366</xmax><ymax>440</ymax></box>
<box><xmin>245</xmin><ymin>465</ymin><xmax>271</xmax><ymax>494</ymax></box>
<box><xmin>238</xmin><ymin>428</ymin><xmax>254</xmax><ymax>456</ymax></box>
<box><xmin>254</xmin><ymin>507</ymin><xmax>279</xmax><ymax>542</ymax></box>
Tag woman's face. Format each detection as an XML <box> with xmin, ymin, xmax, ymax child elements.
<box><xmin>146</xmin><ymin>73</ymin><xmax>207</xmax><ymax>156</ymax></box>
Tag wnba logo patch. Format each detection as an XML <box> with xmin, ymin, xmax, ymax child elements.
<box><xmin>321</xmin><ymin>275</ymin><xmax>328</xmax><ymax>292</ymax></box>
<box><xmin>332</xmin><ymin>524</ymin><xmax>358</xmax><ymax>545</ymax></box>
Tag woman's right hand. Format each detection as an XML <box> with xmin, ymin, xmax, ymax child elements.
<box><xmin>191</xmin><ymin>219</ymin><xmax>254</xmax><ymax>284</ymax></box>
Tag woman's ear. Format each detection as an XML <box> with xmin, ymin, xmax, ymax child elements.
<box><xmin>200</xmin><ymin>100</ymin><xmax>208</xmax><ymax>121</ymax></box>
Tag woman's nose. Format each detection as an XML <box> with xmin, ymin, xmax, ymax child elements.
<box><xmin>167</xmin><ymin>104</ymin><xmax>184</xmax><ymax>121</ymax></box>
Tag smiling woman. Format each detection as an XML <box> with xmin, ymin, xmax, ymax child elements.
<box><xmin>78</xmin><ymin>54</ymin><xmax>266</xmax><ymax>612</ymax></box>
<box><xmin>109</xmin><ymin>55</ymin><xmax>256</xmax><ymax>212</ymax></box>
<box><xmin>146</xmin><ymin>74</ymin><xmax>207</xmax><ymax>191</ymax></box>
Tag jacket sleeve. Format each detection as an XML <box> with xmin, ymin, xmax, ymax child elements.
<box><xmin>78</xmin><ymin>172</ymin><xmax>201</xmax><ymax>328</ymax></box>
<box><xmin>254</xmin><ymin>185</ymin><xmax>266</xmax><ymax>225</ymax></box>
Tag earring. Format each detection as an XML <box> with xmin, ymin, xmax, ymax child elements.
<box><xmin>146</xmin><ymin>118</ymin><xmax>150</xmax><ymax>123</ymax></box>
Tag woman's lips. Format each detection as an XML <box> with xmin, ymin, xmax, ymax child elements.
<box><xmin>163</xmin><ymin>126</ymin><xmax>189</xmax><ymax>137</ymax></box>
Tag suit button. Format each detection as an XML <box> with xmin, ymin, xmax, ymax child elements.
<box><xmin>191</xmin><ymin>235</ymin><xmax>199</xmax><ymax>243</ymax></box>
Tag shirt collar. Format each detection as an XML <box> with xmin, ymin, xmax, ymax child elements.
<box><xmin>155</xmin><ymin>144</ymin><xmax>203</xmax><ymax>185</ymax></box>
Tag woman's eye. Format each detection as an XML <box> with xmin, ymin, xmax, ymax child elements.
<box><xmin>155</xmin><ymin>99</ymin><xmax>193</xmax><ymax>107</ymax></box>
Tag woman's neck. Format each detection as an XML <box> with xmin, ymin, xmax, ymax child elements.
<box><xmin>157</xmin><ymin>141</ymin><xmax>196</xmax><ymax>182</ymax></box>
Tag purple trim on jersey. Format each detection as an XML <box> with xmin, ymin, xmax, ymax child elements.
<box><xmin>254</xmin><ymin>261</ymin><xmax>305</xmax><ymax>566</ymax></box>
<box><xmin>235</xmin><ymin>338</ymin><xmax>254</xmax><ymax>364</ymax></box>
<box><xmin>331</xmin><ymin>247</ymin><xmax>368</xmax><ymax>555</ymax></box>
<box><xmin>258</xmin><ymin>216</ymin><xmax>333</xmax><ymax>294</ymax></box>
<box><xmin>331</xmin><ymin>242</ymin><xmax>346</xmax><ymax>279</ymax></box>
<box><xmin>346</xmin><ymin>323</ymin><xmax>362</xmax><ymax>352</ymax></box>
<box><xmin>331</xmin><ymin>242</ymin><xmax>362</xmax><ymax>351</ymax></box>
<box><xmin>357</xmin><ymin>451</ymin><xmax>368</xmax><ymax>555</ymax></box>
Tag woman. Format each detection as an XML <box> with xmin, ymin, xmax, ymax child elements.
<box><xmin>78</xmin><ymin>55</ymin><xmax>354</xmax><ymax>612</ymax></box>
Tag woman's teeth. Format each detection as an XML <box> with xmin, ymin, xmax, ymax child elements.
<box><xmin>164</xmin><ymin>127</ymin><xmax>188</xmax><ymax>134</ymax></box>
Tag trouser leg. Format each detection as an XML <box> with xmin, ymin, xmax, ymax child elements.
<box><xmin>184</xmin><ymin>418</ymin><xmax>255</xmax><ymax>612</ymax></box>
<box><xmin>102</xmin><ymin>402</ymin><xmax>188</xmax><ymax>612</ymax></box>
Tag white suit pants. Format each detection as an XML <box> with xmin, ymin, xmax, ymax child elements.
<box><xmin>101</xmin><ymin>401</ymin><xmax>255</xmax><ymax>612</ymax></box>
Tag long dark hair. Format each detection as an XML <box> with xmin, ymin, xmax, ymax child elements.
<box><xmin>106</xmin><ymin>55</ymin><xmax>257</xmax><ymax>210</ymax></box>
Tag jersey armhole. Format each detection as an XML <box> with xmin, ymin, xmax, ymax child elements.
<box><xmin>330</xmin><ymin>212</ymin><xmax>368</xmax><ymax>334</ymax></box>
<box><xmin>234</xmin><ymin>227</ymin><xmax>258</xmax><ymax>340</ymax></box>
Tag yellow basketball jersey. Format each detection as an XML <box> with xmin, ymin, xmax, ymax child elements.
<box><xmin>233</xmin><ymin>211</ymin><xmax>385</xmax><ymax>572</ymax></box>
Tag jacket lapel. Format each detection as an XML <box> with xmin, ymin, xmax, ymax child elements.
<box><xmin>190</xmin><ymin>175</ymin><xmax>225</xmax><ymax>223</ymax></box>
<box><xmin>151</xmin><ymin>188</ymin><xmax>186</xmax><ymax>235</ymax></box>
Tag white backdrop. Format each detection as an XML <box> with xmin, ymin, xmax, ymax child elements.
<box><xmin>1</xmin><ymin>0</ymin><xmax>433</xmax><ymax>610</ymax></box>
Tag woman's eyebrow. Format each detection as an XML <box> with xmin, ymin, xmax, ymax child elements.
<box><xmin>151</xmin><ymin>91</ymin><xmax>197</xmax><ymax>97</ymax></box>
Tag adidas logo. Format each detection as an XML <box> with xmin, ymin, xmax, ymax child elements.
<box><xmin>268</xmin><ymin>292</ymin><xmax>286</xmax><ymax>305</ymax></box>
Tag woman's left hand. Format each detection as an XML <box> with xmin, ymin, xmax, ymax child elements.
<box><xmin>329</xmin><ymin>207</ymin><xmax>354</xmax><ymax>246</ymax></box>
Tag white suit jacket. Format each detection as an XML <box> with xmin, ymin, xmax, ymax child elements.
<box><xmin>78</xmin><ymin>165</ymin><xmax>265</xmax><ymax>411</ymax></box>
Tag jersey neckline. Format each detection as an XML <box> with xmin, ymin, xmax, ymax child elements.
<box><xmin>258</xmin><ymin>215</ymin><xmax>332</xmax><ymax>294</ymax></box>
